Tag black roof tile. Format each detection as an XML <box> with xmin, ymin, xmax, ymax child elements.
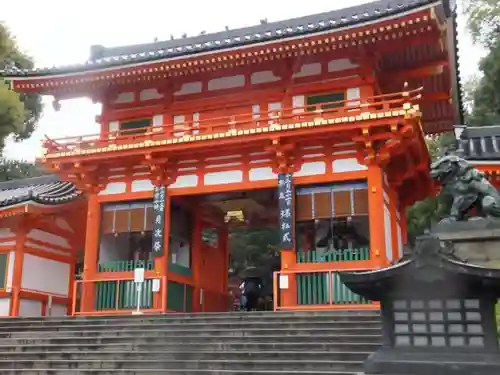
<box><xmin>457</xmin><ymin>125</ymin><xmax>500</xmax><ymax>161</ymax></box>
<box><xmin>1</xmin><ymin>0</ymin><xmax>442</xmax><ymax>77</ymax></box>
<box><xmin>0</xmin><ymin>175</ymin><xmax>82</xmax><ymax>208</ymax></box>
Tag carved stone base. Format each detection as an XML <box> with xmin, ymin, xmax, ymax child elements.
<box><xmin>365</xmin><ymin>347</ymin><xmax>500</xmax><ymax>375</ymax></box>
<box><xmin>431</xmin><ymin>219</ymin><xmax>500</xmax><ymax>268</ymax></box>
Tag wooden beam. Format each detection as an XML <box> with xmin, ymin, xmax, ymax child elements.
<box><xmin>379</xmin><ymin>59</ymin><xmax>449</xmax><ymax>81</ymax></box>
<box><xmin>419</xmin><ymin>91</ymin><xmax>450</xmax><ymax>103</ymax></box>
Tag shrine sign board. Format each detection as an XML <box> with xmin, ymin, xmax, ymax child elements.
<box><xmin>151</xmin><ymin>185</ymin><xmax>166</xmax><ymax>257</ymax></box>
<box><xmin>278</xmin><ymin>173</ymin><xmax>294</xmax><ymax>250</ymax></box>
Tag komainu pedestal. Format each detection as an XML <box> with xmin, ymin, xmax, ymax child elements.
<box><xmin>339</xmin><ymin>235</ymin><xmax>500</xmax><ymax>375</ymax></box>
<box><xmin>432</xmin><ymin>219</ymin><xmax>500</xmax><ymax>268</ymax></box>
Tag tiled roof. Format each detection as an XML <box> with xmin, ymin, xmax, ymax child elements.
<box><xmin>0</xmin><ymin>175</ymin><xmax>82</xmax><ymax>208</ymax></box>
<box><xmin>1</xmin><ymin>0</ymin><xmax>441</xmax><ymax>77</ymax></box>
<box><xmin>457</xmin><ymin>125</ymin><xmax>500</xmax><ymax>161</ymax></box>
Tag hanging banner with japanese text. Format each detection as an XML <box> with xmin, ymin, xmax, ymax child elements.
<box><xmin>151</xmin><ymin>185</ymin><xmax>166</xmax><ymax>257</ymax></box>
<box><xmin>278</xmin><ymin>173</ymin><xmax>294</xmax><ymax>250</ymax></box>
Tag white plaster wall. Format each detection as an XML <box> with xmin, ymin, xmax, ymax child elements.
<box><xmin>251</xmin><ymin>71</ymin><xmax>280</xmax><ymax>84</ymax></box>
<box><xmin>347</xmin><ymin>87</ymin><xmax>361</xmax><ymax>107</ymax></box>
<box><xmin>99</xmin><ymin>182</ymin><xmax>127</xmax><ymax>195</ymax></box>
<box><xmin>139</xmin><ymin>88</ymin><xmax>163</xmax><ymax>101</ymax></box>
<box><xmin>49</xmin><ymin>304</ymin><xmax>67</xmax><ymax>317</ymax></box>
<box><xmin>0</xmin><ymin>228</ymin><xmax>14</xmax><ymax>239</ymax></box>
<box><xmin>332</xmin><ymin>158</ymin><xmax>367</xmax><ymax>173</ymax></box>
<box><xmin>174</xmin><ymin>82</ymin><xmax>202</xmax><ymax>96</ymax></box>
<box><xmin>131</xmin><ymin>179</ymin><xmax>154</xmax><ymax>192</ymax></box>
<box><xmin>21</xmin><ymin>254</ymin><xmax>70</xmax><ymax>296</ymax></box>
<box><xmin>252</xmin><ymin>104</ymin><xmax>260</xmax><ymax>120</ymax></box>
<box><xmin>294</xmin><ymin>161</ymin><xmax>326</xmax><ymax>177</ymax></box>
<box><xmin>0</xmin><ymin>298</ymin><xmax>10</xmax><ymax>317</ymax></box>
<box><xmin>204</xmin><ymin>171</ymin><xmax>243</xmax><ymax>185</ymax></box>
<box><xmin>55</xmin><ymin>218</ymin><xmax>74</xmax><ymax>233</ymax></box>
<box><xmin>292</xmin><ymin>95</ymin><xmax>305</xmax><ymax>114</ymax></box>
<box><xmin>109</xmin><ymin>121</ymin><xmax>120</xmax><ymax>133</ymax></box>
<box><xmin>293</xmin><ymin>63</ymin><xmax>321</xmax><ymax>78</ymax></box>
<box><xmin>173</xmin><ymin>115</ymin><xmax>186</xmax><ymax>137</ymax></box>
<box><xmin>114</xmin><ymin>92</ymin><xmax>134</xmax><ymax>103</ymax></box>
<box><xmin>170</xmin><ymin>174</ymin><xmax>198</xmax><ymax>188</ymax></box>
<box><xmin>249</xmin><ymin>167</ymin><xmax>277</xmax><ymax>181</ymax></box>
<box><xmin>6</xmin><ymin>251</ymin><xmax>15</xmax><ymax>290</ymax></box>
<box><xmin>19</xmin><ymin>299</ymin><xmax>42</xmax><ymax>317</ymax></box>
<box><xmin>397</xmin><ymin>223</ymin><xmax>403</xmax><ymax>259</ymax></box>
<box><xmin>192</xmin><ymin>112</ymin><xmax>200</xmax><ymax>135</ymax></box>
<box><xmin>208</xmin><ymin>75</ymin><xmax>245</xmax><ymax>91</ymax></box>
<box><xmin>328</xmin><ymin>58</ymin><xmax>359</xmax><ymax>72</ymax></box>
<box><xmin>268</xmin><ymin>102</ymin><xmax>281</xmax><ymax>122</ymax></box>
<box><xmin>384</xmin><ymin>205</ymin><xmax>393</xmax><ymax>262</ymax></box>
<box><xmin>27</xmin><ymin>229</ymin><xmax>71</xmax><ymax>249</ymax></box>
<box><xmin>152</xmin><ymin>115</ymin><xmax>164</xmax><ymax>127</ymax></box>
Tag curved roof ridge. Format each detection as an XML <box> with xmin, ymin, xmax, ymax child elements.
<box><xmin>1</xmin><ymin>0</ymin><xmax>440</xmax><ymax>76</ymax></box>
<box><xmin>0</xmin><ymin>174</ymin><xmax>59</xmax><ymax>191</ymax></box>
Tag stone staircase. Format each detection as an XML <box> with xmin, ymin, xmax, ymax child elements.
<box><xmin>0</xmin><ymin>310</ymin><xmax>380</xmax><ymax>374</ymax></box>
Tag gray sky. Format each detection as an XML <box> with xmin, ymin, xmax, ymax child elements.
<box><xmin>2</xmin><ymin>0</ymin><xmax>485</xmax><ymax>161</ymax></box>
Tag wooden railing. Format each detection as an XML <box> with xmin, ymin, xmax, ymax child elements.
<box><xmin>42</xmin><ymin>88</ymin><xmax>422</xmax><ymax>155</ymax></box>
<box><xmin>273</xmin><ymin>268</ymin><xmax>379</xmax><ymax>311</ymax></box>
<box><xmin>72</xmin><ymin>275</ymin><xmax>167</xmax><ymax>316</ymax></box>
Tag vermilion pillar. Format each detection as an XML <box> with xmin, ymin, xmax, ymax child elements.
<box><xmin>10</xmin><ymin>220</ymin><xmax>27</xmax><ymax>316</ymax></box>
<box><xmin>154</xmin><ymin>189</ymin><xmax>171</xmax><ymax>312</ymax></box>
<box><xmin>81</xmin><ymin>192</ymin><xmax>100</xmax><ymax>313</ymax></box>
<box><xmin>367</xmin><ymin>164</ymin><xmax>387</xmax><ymax>267</ymax></box>
<box><xmin>280</xmin><ymin>249</ymin><xmax>297</xmax><ymax>308</ymax></box>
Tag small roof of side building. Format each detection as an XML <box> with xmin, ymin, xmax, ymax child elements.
<box><xmin>456</xmin><ymin>125</ymin><xmax>500</xmax><ymax>161</ymax></box>
<box><xmin>0</xmin><ymin>175</ymin><xmax>82</xmax><ymax>217</ymax></box>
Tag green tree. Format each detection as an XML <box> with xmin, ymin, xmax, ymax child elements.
<box><xmin>0</xmin><ymin>23</ymin><xmax>42</xmax><ymax>151</ymax></box>
<box><xmin>462</xmin><ymin>0</ymin><xmax>500</xmax><ymax>48</ymax></box>
<box><xmin>407</xmin><ymin>0</ymin><xmax>500</xmax><ymax>239</ymax></box>
<box><xmin>466</xmin><ymin>39</ymin><xmax>500</xmax><ymax>126</ymax></box>
<box><xmin>0</xmin><ymin>158</ymin><xmax>44</xmax><ymax>181</ymax></box>
<box><xmin>461</xmin><ymin>0</ymin><xmax>500</xmax><ymax>125</ymax></box>
<box><xmin>406</xmin><ymin>133</ymin><xmax>456</xmax><ymax>240</ymax></box>
<box><xmin>229</xmin><ymin>227</ymin><xmax>279</xmax><ymax>276</ymax></box>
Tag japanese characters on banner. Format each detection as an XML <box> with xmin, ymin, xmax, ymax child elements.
<box><xmin>152</xmin><ymin>185</ymin><xmax>166</xmax><ymax>257</ymax></box>
<box><xmin>278</xmin><ymin>173</ymin><xmax>294</xmax><ymax>250</ymax></box>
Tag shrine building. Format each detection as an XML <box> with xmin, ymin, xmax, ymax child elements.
<box><xmin>0</xmin><ymin>0</ymin><xmax>462</xmax><ymax>316</ymax></box>
<box><xmin>456</xmin><ymin>125</ymin><xmax>500</xmax><ymax>187</ymax></box>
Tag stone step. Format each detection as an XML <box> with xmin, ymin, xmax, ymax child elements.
<box><xmin>0</xmin><ymin>359</ymin><xmax>362</xmax><ymax>371</ymax></box>
<box><xmin>0</xmin><ymin>341</ymin><xmax>379</xmax><ymax>353</ymax></box>
<box><xmin>0</xmin><ymin>350</ymin><xmax>370</xmax><ymax>362</ymax></box>
<box><xmin>2</xmin><ymin>310</ymin><xmax>379</xmax><ymax>323</ymax></box>
<box><xmin>0</xmin><ymin>317</ymin><xmax>380</xmax><ymax>332</ymax></box>
<box><xmin>3</xmin><ymin>326</ymin><xmax>381</xmax><ymax>339</ymax></box>
<box><xmin>0</xmin><ymin>312</ymin><xmax>379</xmax><ymax>327</ymax></box>
<box><xmin>0</xmin><ymin>320</ymin><xmax>380</xmax><ymax>334</ymax></box>
<box><xmin>1</xmin><ymin>333</ymin><xmax>381</xmax><ymax>345</ymax></box>
<box><xmin>0</xmin><ymin>369</ymin><xmax>362</xmax><ymax>375</ymax></box>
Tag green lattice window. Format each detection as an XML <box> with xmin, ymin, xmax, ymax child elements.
<box><xmin>306</xmin><ymin>92</ymin><xmax>345</xmax><ymax>112</ymax></box>
<box><xmin>120</xmin><ymin>118</ymin><xmax>152</xmax><ymax>135</ymax></box>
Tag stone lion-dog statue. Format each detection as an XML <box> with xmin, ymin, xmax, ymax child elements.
<box><xmin>430</xmin><ymin>155</ymin><xmax>500</xmax><ymax>222</ymax></box>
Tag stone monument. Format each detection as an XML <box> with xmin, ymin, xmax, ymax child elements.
<box><xmin>338</xmin><ymin>155</ymin><xmax>500</xmax><ymax>374</ymax></box>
